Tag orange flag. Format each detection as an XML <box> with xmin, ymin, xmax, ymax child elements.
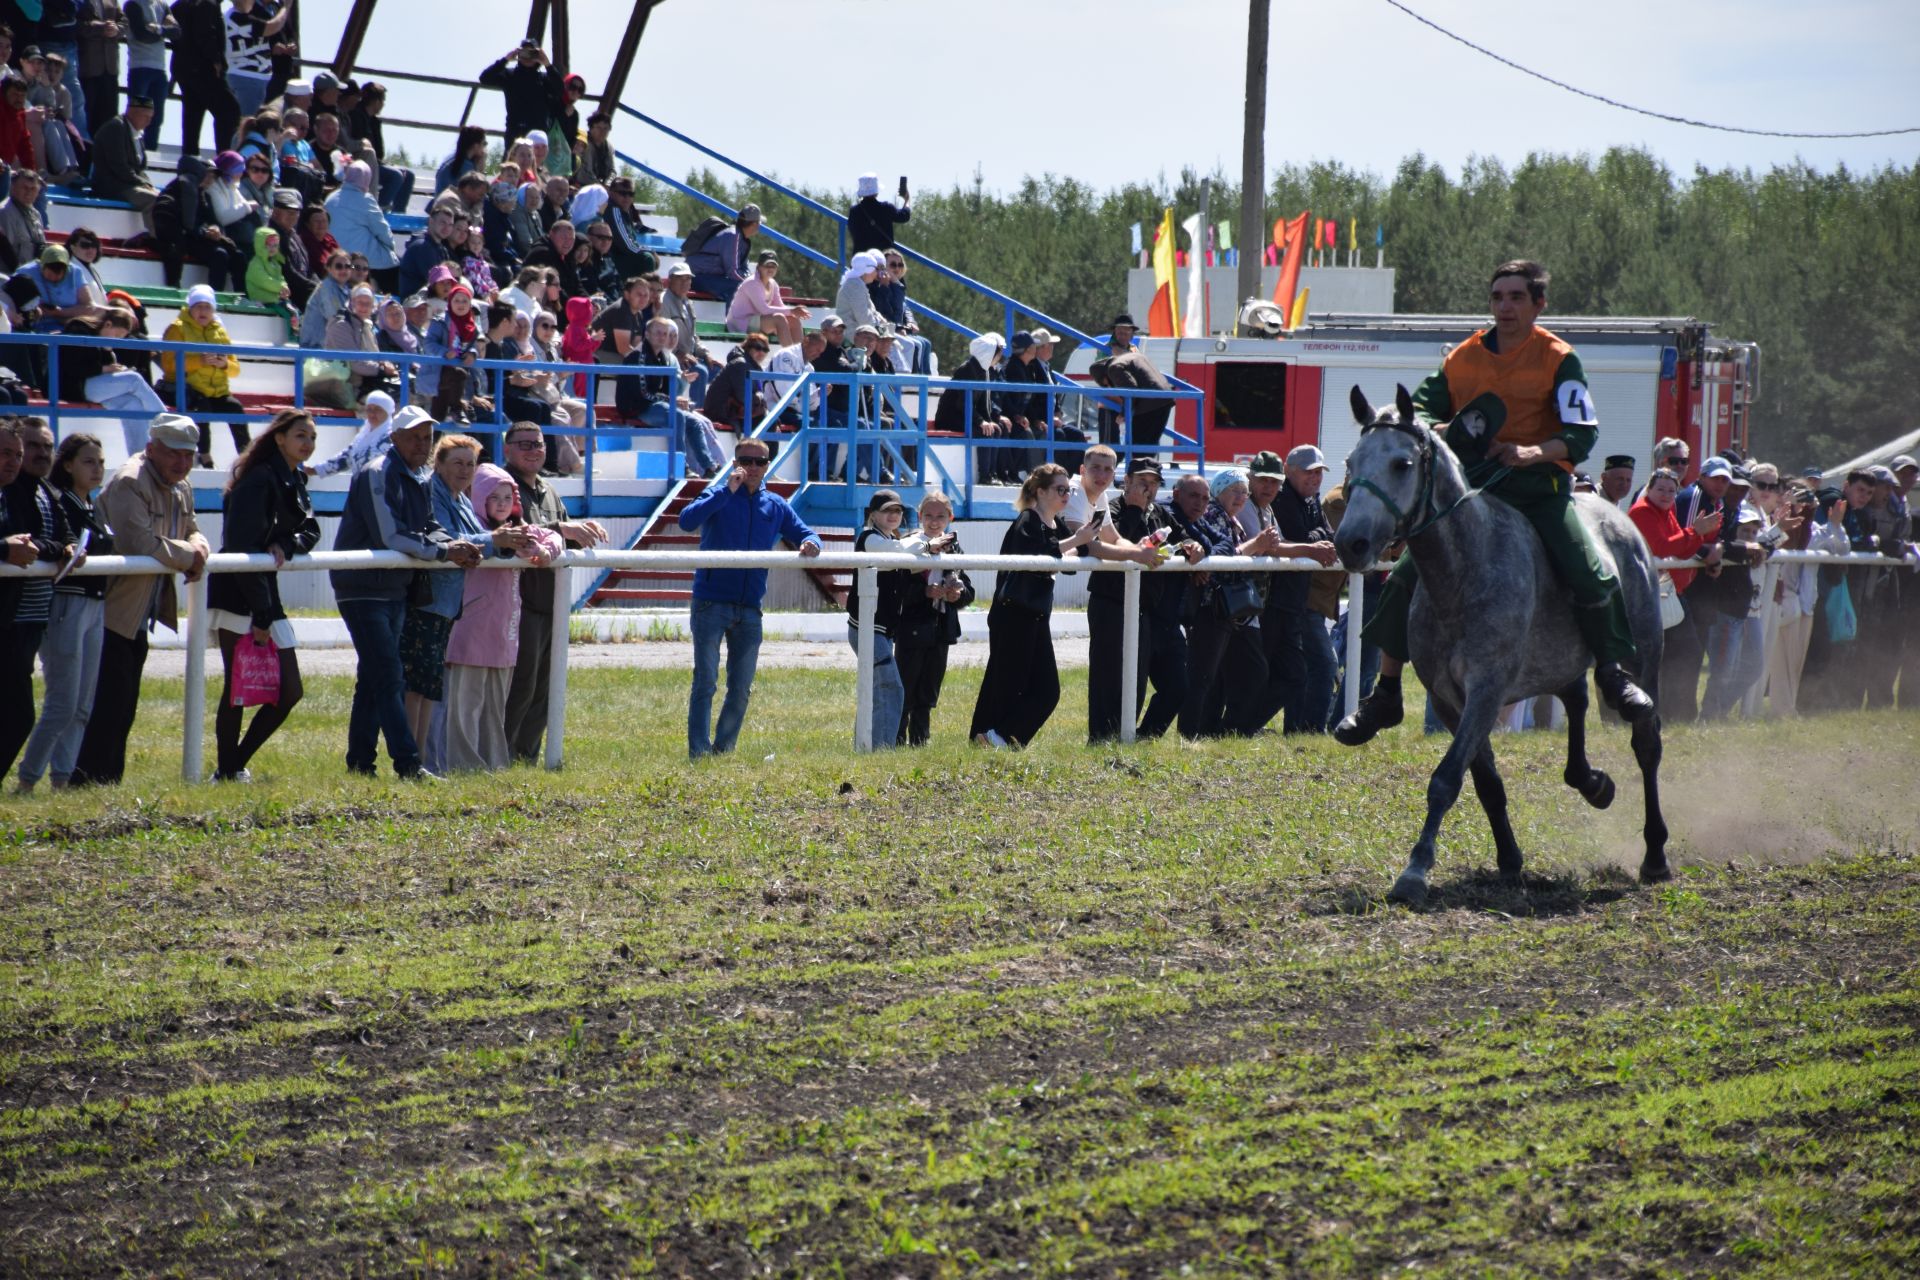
<box><xmin>1271</xmin><ymin>210</ymin><xmax>1310</xmax><ymax>323</ymax></box>
<box><xmin>1147</xmin><ymin>206</ymin><xmax>1179</xmax><ymax>337</ymax></box>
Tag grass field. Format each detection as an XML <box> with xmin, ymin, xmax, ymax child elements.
<box><xmin>3</xmin><ymin>663</ymin><xmax>1918</xmax><ymax>1278</ymax></box>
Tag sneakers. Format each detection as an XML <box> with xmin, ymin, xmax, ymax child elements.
<box><xmin>1594</xmin><ymin>662</ymin><xmax>1657</xmax><ymax>723</ymax></box>
<box><xmin>973</xmin><ymin>730</ymin><xmax>1010</xmax><ymax>749</ymax></box>
<box><xmin>401</xmin><ymin>767</ymin><xmax>445</xmax><ymax>782</ymax></box>
<box><xmin>1332</xmin><ymin>676</ymin><xmax>1404</xmax><ymax>746</ymax></box>
<box><xmin>210</xmin><ymin>768</ymin><xmax>254</xmax><ymax>784</ymax></box>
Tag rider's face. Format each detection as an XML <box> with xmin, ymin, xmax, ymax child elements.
<box><xmin>1489</xmin><ymin>276</ymin><xmax>1545</xmax><ymax>330</ymax></box>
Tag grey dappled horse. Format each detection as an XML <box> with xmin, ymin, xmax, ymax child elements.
<box><xmin>1334</xmin><ymin>386</ymin><xmax>1672</xmax><ymax>905</ymax></box>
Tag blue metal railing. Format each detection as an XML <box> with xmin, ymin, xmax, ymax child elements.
<box><xmin>610</xmin><ymin>104</ymin><xmax>1118</xmax><ymax>356</ymax></box>
<box><xmin>0</xmin><ymin>330</ymin><xmax>693</xmax><ymax>512</ymax></box>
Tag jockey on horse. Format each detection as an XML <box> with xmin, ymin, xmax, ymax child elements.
<box><xmin>1334</xmin><ymin>258</ymin><xmax>1657</xmax><ymax>744</ymax></box>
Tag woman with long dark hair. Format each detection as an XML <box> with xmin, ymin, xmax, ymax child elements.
<box><xmin>968</xmin><ymin>463</ymin><xmax>1100</xmax><ymax>748</ymax></box>
<box><xmin>205</xmin><ymin>410</ymin><xmax>321</xmax><ymax>781</ymax></box>
<box><xmin>15</xmin><ymin>434</ymin><xmax>112</xmax><ymax>792</ymax></box>
<box><xmin>893</xmin><ymin>492</ymin><xmax>975</xmax><ymax>746</ymax></box>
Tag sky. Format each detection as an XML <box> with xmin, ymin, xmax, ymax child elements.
<box><xmin>314</xmin><ymin>0</ymin><xmax>1920</xmax><ymax>195</ymax></box>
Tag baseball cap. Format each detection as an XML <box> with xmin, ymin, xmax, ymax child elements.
<box><xmin>852</xmin><ymin>323</ymin><xmax>880</xmax><ymax>339</ymax></box>
<box><xmin>391</xmin><ymin>405</ymin><xmax>436</xmax><ymax>434</ymax></box>
<box><xmin>1010</xmin><ymin>331</ymin><xmax>1034</xmax><ymax>352</ymax></box>
<box><xmin>37</xmin><ymin>244</ymin><xmax>68</xmax><ymax>267</ymax></box>
<box><xmin>1890</xmin><ymin>454</ymin><xmax>1919</xmax><ymax>474</ymax></box>
<box><xmin>1285</xmin><ymin>444</ymin><xmax>1329</xmax><ymax>472</ymax></box>
<box><xmin>1248</xmin><ymin>449</ymin><xmax>1285</xmax><ymax>479</ymax></box>
<box><xmin>313</xmin><ymin>71</ymin><xmax>340</xmax><ymax>92</ymax></box>
<box><xmin>818</xmin><ymin>313</ymin><xmax>844</xmax><ymax>329</ymax></box>
<box><xmin>1028</xmin><ymin>328</ymin><xmax>1059</xmax><ymax>345</ymax></box>
<box><xmin>1866</xmin><ymin>464</ymin><xmax>1897</xmax><ymax>485</ymax></box>
<box><xmin>271</xmin><ymin>188</ymin><xmax>303</xmax><ymax>209</ymax></box>
<box><xmin>147</xmin><ymin>413</ymin><xmax>200</xmax><ymax>451</ymax></box>
<box><xmin>666</xmin><ymin>262</ymin><xmax>692</xmax><ymax>278</ymax></box>
<box><xmin>1698</xmin><ymin>457</ymin><xmax>1733</xmax><ymax>480</ymax></box>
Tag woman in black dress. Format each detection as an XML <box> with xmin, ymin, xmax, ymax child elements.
<box><xmin>968</xmin><ymin>463</ymin><xmax>1100</xmax><ymax>748</ymax></box>
<box><xmin>205</xmin><ymin>410</ymin><xmax>321</xmax><ymax>781</ymax></box>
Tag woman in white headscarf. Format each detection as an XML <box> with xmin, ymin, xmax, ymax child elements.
<box><xmin>834</xmin><ymin>250</ymin><xmax>887</xmax><ymax>335</ymax></box>
<box><xmin>569</xmin><ymin>183</ymin><xmax>609</xmax><ymax>230</ymax></box>
<box><xmin>931</xmin><ymin>331</ymin><xmax>1020</xmax><ymax>484</ymax></box>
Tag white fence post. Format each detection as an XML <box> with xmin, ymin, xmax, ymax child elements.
<box><xmin>545</xmin><ymin>569</ymin><xmax>570</xmax><ymax>770</ymax></box>
<box><xmin>1120</xmin><ymin>567</ymin><xmax>1141</xmax><ymax>744</ymax></box>
<box><xmin>181</xmin><ymin>571</ymin><xmax>210</xmax><ymax>783</ymax></box>
<box><xmin>854</xmin><ymin>565</ymin><xmax>877</xmax><ymax>752</ymax></box>
<box><xmin>1344</xmin><ymin>572</ymin><xmax>1365</xmax><ymax>721</ymax></box>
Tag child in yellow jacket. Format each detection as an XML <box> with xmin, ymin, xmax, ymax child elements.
<box><xmin>161</xmin><ymin>285</ymin><xmax>250</xmax><ymax>466</ymax></box>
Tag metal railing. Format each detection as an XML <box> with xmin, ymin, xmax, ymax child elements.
<box><xmin>5</xmin><ymin>547</ymin><xmax>1908</xmax><ymax>780</ymax></box>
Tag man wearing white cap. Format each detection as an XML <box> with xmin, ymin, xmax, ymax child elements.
<box><xmin>848</xmin><ymin>171</ymin><xmax>910</xmax><ymax>255</ymax></box>
<box><xmin>656</xmin><ymin>262</ymin><xmax>723</xmax><ymax>404</ymax></box>
<box><xmin>71</xmin><ymin>414</ymin><xmax>210</xmax><ymax>787</ymax></box>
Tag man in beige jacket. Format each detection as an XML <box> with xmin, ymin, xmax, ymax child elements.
<box><xmin>72</xmin><ymin>414</ymin><xmax>210</xmax><ymax>786</ymax></box>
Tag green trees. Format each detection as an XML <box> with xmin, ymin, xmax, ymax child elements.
<box><xmin>639</xmin><ymin>149</ymin><xmax>1918</xmax><ymax>468</ymax></box>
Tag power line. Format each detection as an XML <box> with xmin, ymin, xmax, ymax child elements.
<box><xmin>1381</xmin><ymin>0</ymin><xmax>1920</xmax><ymax>139</ymax></box>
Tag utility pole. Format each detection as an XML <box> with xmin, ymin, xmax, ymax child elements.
<box><xmin>1236</xmin><ymin>0</ymin><xmax>1270</xmax><ymax>322</ymax></box>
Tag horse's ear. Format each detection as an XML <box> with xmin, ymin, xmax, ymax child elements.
<box><xmin>1395</xmin><ymin>384</ymin><xmax>1416</xmax><ymax>426</ymax></box>
<box><xmin>1349</xmin><ymin>385</ymin><xmax>1375</xmax><ymax>427</ymax></box>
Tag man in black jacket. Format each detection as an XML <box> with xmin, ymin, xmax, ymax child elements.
<box><xmin>1</xmin><ymin>419</ymin><xmax>75</xmax><ymax>778</ymax></box>
<box><xmin>1254</xmin><ymin>446</ymin><xmax>1341</xmax><ymax>733</ymax></box>
<box><xmin>479</xmin><ymin>39</ymin><xmax>561</xmax><ymax>151</ymax></box>
<box><xmin>1088</xmin><ymin>315</ymin><xmax>1174</xmax><ymax>455</ymax></box>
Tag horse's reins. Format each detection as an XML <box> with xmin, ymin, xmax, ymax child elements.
<box><xmin>1352</xmin><ymin>415</ymin><xmax>1510</xmax><ymax>541</ymax></box>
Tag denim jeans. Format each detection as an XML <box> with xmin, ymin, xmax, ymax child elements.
<box><xmin>44</xmin><ymin>43</ymin><xmax>87</xmax><ymax>140</ymax></box>
<box><xmin>1327</xmin><ymin>605</ymin><xmax>1382</xmax><ymax>731</ymax></box>
<box><xmin>17</xmin><ymin>594</ymin><xmax>104</xmax><ymax>785</ymax></box>
<box><xmin>1277</xmin><ymin>607</ymin><xmax>1337</xmax><ymax>734</ymax></box>
<box><xmin>689</xmin><ymin>272</ymin><xmax>739</xmax><ymax>306</ymax></box>
<box><xmin>128</xmin><ymin>67</ymin><xmax>169</xmax><ymax>149</ymax></box>
<box><xmin>227</xmin><ymin>73</ymin><xmax>270</xmax><ymax>120</ymax></box>
<box><xmin>1702</xmin><ymin>614</ymin><xmax>1766</xmax><ymax>720</ymax></box>
<box><xmin>378</xmin><ymin>164</ymin><xmax>416</xmax><ymax>214</ymax></box>
<box><xmin>641</xmin><ymin>400</ymin><xmax>724</xmax><ymax>476</ymax></box>
<box><xmin>846</xmin><ymin>625</ymin><xmax>904</xmax><ymax>749</ymax></box>
<box><xmin>339</xmin><ymin>597</ymin><xmax>422</xmax><ymax>775</ymax></box>
<box><xmin>86</xmin><ymin>370</ymin><xmax>168</xmax><ymax>455</ymax></box>
<box><xmin>688</xmin><ymin>599</ymin><xmax>762</xmax><ymax>758</ymax></box>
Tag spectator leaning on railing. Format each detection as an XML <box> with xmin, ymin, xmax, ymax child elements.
<box><xmin>676</xmin><ymin>435</ymin><xmax>821</xmax><ymax>760</ymax></box>
<box><xmin>71</xmin><ymin>414</ymin><xmax>209</xmax><ymax>788</ymax></box>
<box><xmin>1181</xmin><ymin>468</ymin><xmax>1280</xmax><ymax>741</ymax></box>
<box><xmin>330</xmin><ymin>405</ymin><xmax>485</xmax><ymax>781</ymax></box>
<box><xmin>1</xmin><ymin>418</ymin><xmax>75</xmax><ymax>782</ymax></box>
<box><xmin>843</xmin><ymin>488</ymin><xmax>922</xmax><ymax>751</ymax></box>
<box><xmin>15</xmin><ymin>432</ymin><xmax>109</xmax><ymax>792</ymax></box>
<box><xmin>1064</xmin><ymin>444</ymin><xmax>1165</xmax><ymax>744</ymax></box>
<box><xmin>969</xmin><ymin>463</ymin><xmax>1100</xmax><ymax>750</ymax></box>
<box><xmin>206</xmin><ymin>410</ymin><xmax>319</xmax><ymax>782</ymax></box>
<box><xmin>500</xmin><ymin>422</ymin><xmax>609</xmax><ymax>765</ymax></box>
<box><xmin>892</xmin><ymin>491</ymin><xmax>974</xmax><ymax>748</ymax></box>
<box><xmin>1258</xmin><ymin>445</ymin><xmax>1342</xmax><ymax>735</ymax></box>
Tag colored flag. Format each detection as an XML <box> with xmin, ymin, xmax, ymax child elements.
<box><xmin>1289</xmin><ymin>285</ymin><xmax>1311</xmax><ymax>330</ymax></box>
<box><xmin>1129</xmin><ymin>222</ymin><xmax>1142</xmax><ymax>256</ymax></box>
<box><xmin>1323</xmin><ymin>219</ymin><xmax>1337</xmax><ymax>249</ymax></box>
<box><xmin>1217</xmin><ymin>219</ymin><xmax>1233</xmax><ymax>251</ymax></box>
<box><xmin>1181</xmin><ymin>211</ymin><xmax>1207</xmax><ymax>338</ymax></box>
<box><xmin>1148</xmin><ymin>206</ymin><xmax>1179</xmax><ymax>338</ymax></box>
<box><xmin>1348</xmin><ymin>218</ymin><xmax>1357</xmax><ymax>253</ymax></box>
<box><xmin>1270</xmin><ymin>209</ymin><xmax>1310</xmax><ymax>322</ymax></box>
<box><xmin>1272</xmin><ymin>218</ymin><xmax>1289</xmax><ymax>250</ymax></box>
<box><xmin>1375</xmin><ymin>223</ymin><xmax>1384</xmax><ymax>247</ymax></box>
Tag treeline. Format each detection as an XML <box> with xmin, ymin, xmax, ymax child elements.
<box><xmin>636</xmin><ymin>149</ymin><xmax>1920</xmax><ymax>469</ymax></box>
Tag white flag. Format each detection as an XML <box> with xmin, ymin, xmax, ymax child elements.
<box><xmin>1180</xmin><ymin>212</ymin><xmax>1206</xmax><ymax>338</ymax></box>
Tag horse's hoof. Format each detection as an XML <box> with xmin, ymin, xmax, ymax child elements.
<box><xmin>1498</xmin><ymin>860</ymin><xmax>1524</xmax><ymax>884</ymax></box>
<box><xmin>1580</xmin><ymin>770</ymin><xmax>1616</xmax><ymax>811</ymax></box>
<box><xmin>1386</xmin><ymin>873</ymin><xmax>1429</xmax><ymax>907</ymax></box>
<box><xmin>1639</xmin><ymin>859</ymin><xmax>1674</xmax><ymax>885</ymax></box>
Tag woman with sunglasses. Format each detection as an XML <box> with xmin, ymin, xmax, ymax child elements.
<box><xmin>298</xmin><ymin>249</ymin><xmax>355</xmax><ymax>347</ymax></box>
<box><xmin>61</xmin><ymin>227</ymin><xmax>110</xmax><ymax>303</ymax></box>
<box><xmin>968</xmin><ymin>462</ymin><xmax>1101</xmax><ymax>748</ymax></box>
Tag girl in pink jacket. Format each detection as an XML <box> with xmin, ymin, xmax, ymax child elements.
<box><xmin>444</xmin><ymin>464</ymin><xmax>564</xmax><ymax>771</ymax></box>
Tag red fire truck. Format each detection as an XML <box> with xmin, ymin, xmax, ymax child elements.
<box><xmin>1068</xmin><ymin>314</ymin><xmax>1759</xmax><ymax>482</ymax></box>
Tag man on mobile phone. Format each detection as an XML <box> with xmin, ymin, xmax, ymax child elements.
<box><xmin>847</xmin><ymin>170</ymin><xmax>910</xmax><ymax>255</ymax></box>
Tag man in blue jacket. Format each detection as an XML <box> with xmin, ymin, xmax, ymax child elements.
<box><xmin>330</xmin><ymin>406</ymin><xmax>483</xmax><ymax>779</ymax></box>
<box><xmin>677</xmin><ymin>436</ymin><xmax>821</xmax><ymax>758</ymax></box>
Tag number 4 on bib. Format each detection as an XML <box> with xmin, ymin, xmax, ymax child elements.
<box><xmin>1557</xmin><ymin>380</ymin><xmax>1598</xmax><ymax>426</ymax></box>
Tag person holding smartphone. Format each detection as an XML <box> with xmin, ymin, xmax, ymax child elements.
<box><xmin>847</xmin><ymin>171</ymin><xmax>911</xmax><ymax>254</ymax></box>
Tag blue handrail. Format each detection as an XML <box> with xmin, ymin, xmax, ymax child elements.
<box><xmin>608</xmin><ymin>104</ymin><xmax>1111</xmax><ymax>354</ymax></box>
<box><xmin>612</xmin><ymin>148</ymin><xmax>839</xmax><ymax>273</ymax></box>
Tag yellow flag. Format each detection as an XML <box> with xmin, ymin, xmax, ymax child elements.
<box><xmin>1288</xmin><ymin>286</ymin><xmax>1310</xmax><ymax>330</ymax></box>
<box><xmin>1348</xmin><ymin>218</ymin><xmax>1357</xmax><ymax>253</ymax></box>
<box><xmin>1148</xmin><ymin>207</ymin><xmax>1179</xmax><ymax>337</ymax></box>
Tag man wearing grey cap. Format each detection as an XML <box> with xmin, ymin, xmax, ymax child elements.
<box><xmin>1255</xmin><ymin>445</ymin><xmax>1341</xmax><ymax>733</ymax></box>
<box><xmin>71</xmin><ymin>415</ymin><xmax>211</xmax><ymax>787</ymax></box>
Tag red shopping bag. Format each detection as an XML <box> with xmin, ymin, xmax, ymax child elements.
<box><xmin>230</xmin><ymin>634</ymin><xmax>282</xmax><ymax>707</ymax></box>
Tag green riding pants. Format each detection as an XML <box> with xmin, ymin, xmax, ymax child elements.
<box><xmin>1360</xmin><ymin>463</ymin><xmax>1637</xmax><ymax>667</ymax></box>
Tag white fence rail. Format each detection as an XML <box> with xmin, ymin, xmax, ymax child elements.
<box><xmin>5</xmin><ymin>548</ymin><xmax>1911</xmax><ymax>777</ymax></box>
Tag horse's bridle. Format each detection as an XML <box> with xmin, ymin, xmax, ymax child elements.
<box><xmin>1351</xmin><ymin>414</ymin><xmax>1441</xmax><ymax>540</ymax></box>
<box><xmin>1350</xmin><ymin>414</ymin><xmax>1505</xmax><ymax>542</ymax></box>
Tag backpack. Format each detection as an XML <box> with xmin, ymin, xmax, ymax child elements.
<box><xmin>678</xmin><ymin>216</ymin><xmax>729</xmax><ymax>259</ymax></box>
